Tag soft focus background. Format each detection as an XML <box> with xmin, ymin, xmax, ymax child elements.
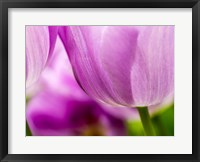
<box><xmin>26</xmin><ymin>27</ymin><xmax>174</xmax><ymax>136</ymax></box>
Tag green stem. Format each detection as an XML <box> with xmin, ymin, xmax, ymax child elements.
<box><xmin>137</xmin><ymin>106</ymin><xmax>155</xmax><ymax>136</ymax></box>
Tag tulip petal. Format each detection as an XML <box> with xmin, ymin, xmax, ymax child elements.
<box><xmin>99</xmin><ymin>27</ymin><xmax>138</xmax><ymax>106</ymax></box>
<box><xmin>60</xmin><ymin>26</ymin><xmax>139</xmax><ymax>106</ymax></box>
<box><xmin>26</xmin><ymin>26</ymin><xmax>50</xmax><ymax>87</ymax></box>
<box><xmin>59</xmin><ymin>26</ymin><xmax>121</xmax><ymax>105</ymax></box>
<box><xmin>26</xmin><ymin>36</ymin><xmax>134</xmax><ymax>136</ymax></box>
<box><xmin>26</xmin><ymin>26</ymin><xmax>58</xmax><ymax>88</ymax></box>
<box><xmin>60</xmin><ymin>26</ymin><xmax>174</xmax><ymax>107</ymax></box>
<box><xmin>48</xmin><ymin>26</ymin><xmax>59</xmax><ymax>60</ymax></box>
<box><xmin>131</xmin><ymin>26</ymin><xmax>174</xmax><ymax>106</ymax></box>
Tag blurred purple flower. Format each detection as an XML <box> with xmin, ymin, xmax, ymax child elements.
<box><xmin>27</xmin><ymin>91</ymin><xmax>128</xmax><ymax>136</ymax></box>
<box><xmin>26</xmin><ymin>36</ymin><xmax>136</xmax><ymax>136</ymax></box>
<box><xmin>26</xmin><ymin>26</ymin><xmax>58</xmax><ymax>88</ymax></box>
<box><xmin>59</xmin><ymin>26</ymin><xmax>174</xmax><ymax>107</ymax></box>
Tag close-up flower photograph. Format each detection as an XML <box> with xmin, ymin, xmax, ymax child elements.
<box><xmin>1</xmin><ymin>1</ymin><xmax>199</xmax><ymax>161</ymax></box>
<box><xmin>26</xmin><ymin>26</ymin><xmax>174</xmax><ymax>136</ymax></box>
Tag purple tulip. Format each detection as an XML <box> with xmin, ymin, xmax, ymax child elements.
<box><xmin>27</xmin><ymin>91</ymin><xmax>128</xmax><ymax>136</ymax></box>
<box><xmin>59</xmin><ymin>26</ymin><xmax>174</xmax><ymax>107</ymax></box>
<box><xmin>26</xmin><ymin>26</ymin><xmax>58</xmax><ymax>88</ymax></box>
<box><xmin>26</xmin><ymin>36</ymin><xmax>133</xmax><ymax>136</ymax></box>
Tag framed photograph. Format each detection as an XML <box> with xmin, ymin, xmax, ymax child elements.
<box><xmin>0</xmin><ymin>0</ymin><xmax>199</xmax><ymax>161</ymax></box>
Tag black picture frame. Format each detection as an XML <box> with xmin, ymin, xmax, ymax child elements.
<box><xmin>0</xmin><ymin>0</ymin><xmax>199</xmax><ymax>161</ymax></box>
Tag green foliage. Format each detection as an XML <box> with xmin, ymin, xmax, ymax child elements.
<box><xmin>26</xmin><ymin>121</ymin><xmax>32</xmax><ymax>136</ymax></box>
<box><xmin>152</xmin><ymin>104</ymin><xmax>174</xmax><ymax>136</ymax></box>
<box><xmin>127</xmin><ymin>104</ymin><xmax>174</xmax><ymax>136</ymax></box>
<box><xmin>127</xmin><ymin>120</ymin><xmax>145</xmax><ymax>136</ymax></box>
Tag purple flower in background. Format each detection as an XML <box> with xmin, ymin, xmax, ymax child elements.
<box><xmin>59</xmin><ymin>26</ymin><xmax>174</xmax><ymax>107</ymax></box>
<box><xmin>26</xmin><ymin>37</ymin><xmax>135</xmax><ymax>136</ymax></box>
<box><xmin>27</xmin><ymin>92</ymin><xmax>127</xmax><ymax>136</ymax></box>
<box><xmin>26</xmin><ymin>26</ymin><xmax>58</xmax><ymax>88</ymax></box>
